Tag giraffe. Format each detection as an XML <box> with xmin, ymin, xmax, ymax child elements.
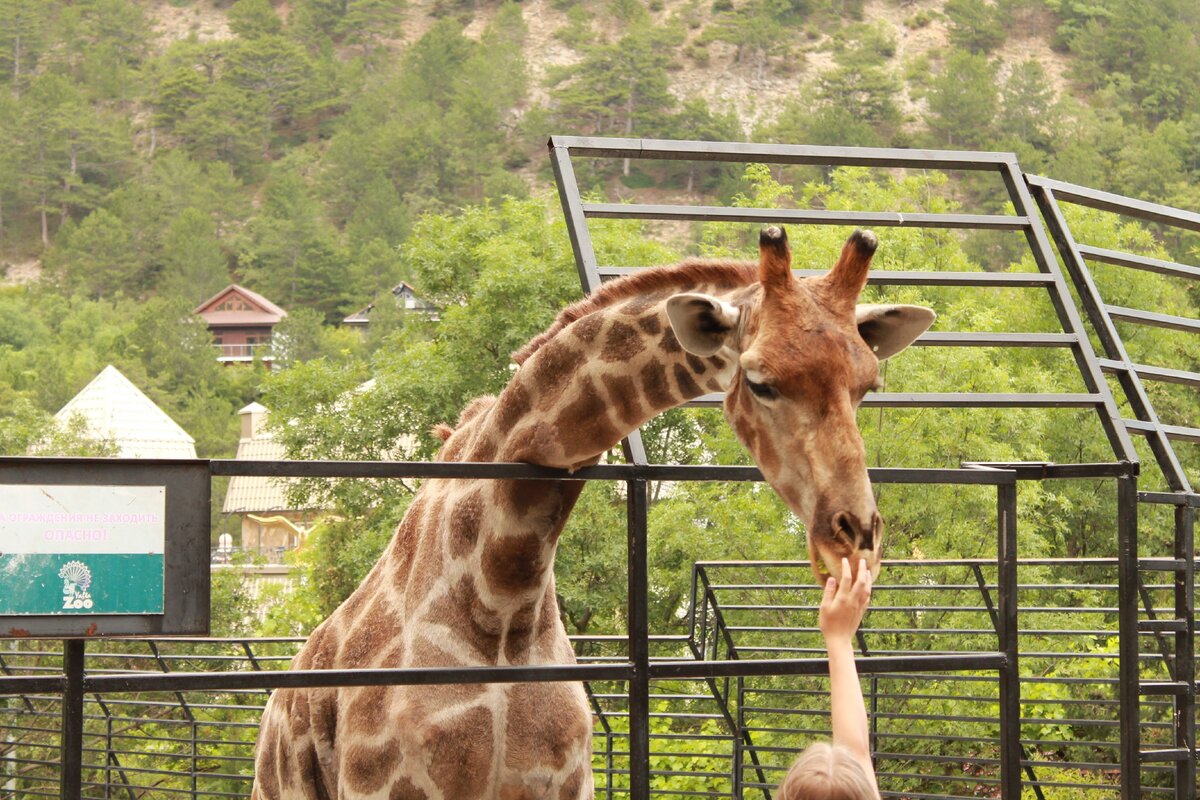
<box><xmin>251</xmin><ymin>226</ymin><xmax>935</xmax><ymax>800</ymax></box>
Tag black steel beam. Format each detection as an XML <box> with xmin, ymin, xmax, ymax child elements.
<box><xmin>1077</xmin><ymin>244</ymin><xmax>1200</xmax><ymax>280</ymax></box>
<box><xmin>581</xmin><ymin>202</ymin><xmax>1027</xmax><ymax>230</ymax></box>
<box><xmin>549</xmin><ymin>136</ymin><xmax>1017</xmax><ymax>170</ymax></box>
<box><xmin>1025</xmin><ymin>175</ymin><xmax>1200</xmax><ymax>231</ymax></box>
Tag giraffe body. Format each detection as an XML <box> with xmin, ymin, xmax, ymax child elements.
<box><xmin>252</xmin><ymin>229</ymin><xmax>935</xmax><ymax>799</ymax></box>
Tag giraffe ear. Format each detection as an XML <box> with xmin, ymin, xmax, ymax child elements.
<box><xmin>666</xmin><ymin>293</ymin><xmax>741</xmax><ymax>357</ymax></box>
<box><xmin>856</xmin><ymin>304</ymin><xmax>936</xmax><ymax>360</ymax></box>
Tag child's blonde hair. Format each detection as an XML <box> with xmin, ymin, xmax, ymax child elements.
<box><xmin>776</xmin><ymin>742</ymin><xmax>878</xmax><ymax>800</ymax></box>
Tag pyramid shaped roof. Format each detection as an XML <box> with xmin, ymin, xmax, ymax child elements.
<box><xmin>54</xmin><ymin>366</ymin><xmax>197</xmax><ymax>459</ymax></box>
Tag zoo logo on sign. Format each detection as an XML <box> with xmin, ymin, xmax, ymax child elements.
<box><xmin>59</xmin><ymin>560</ymin><xmax>95</xmax><ymax>610</ymax></box>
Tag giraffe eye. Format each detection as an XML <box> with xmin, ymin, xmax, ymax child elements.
<box><xmin>745</xmin><ymin>376</ymin><xmax>777</xmax><ymax>400</ymax></box>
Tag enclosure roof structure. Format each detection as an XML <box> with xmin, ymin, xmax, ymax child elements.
<box><xmin>51</xmin><ymin>365</ymin><xmax>196</xmax><ymax>458</ymax></box>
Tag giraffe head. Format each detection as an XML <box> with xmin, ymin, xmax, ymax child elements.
<box><xmin>666</xmin><ymin>227</ymin><xmax>935</xmax><ymax>584</ymax></box>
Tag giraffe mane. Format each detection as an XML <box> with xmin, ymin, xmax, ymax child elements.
<box><xmin>512</xmin><ymin>259</ymin><xmax>758</xmax><ymax>365</ymax></box>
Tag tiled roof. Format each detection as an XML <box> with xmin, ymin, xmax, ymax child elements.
<box><xmin>222</xmin><ymin>407</ymin><xmax>318</xmax><ymax>514</ymax></box>
<box><xmin>194</xmin><ymin>284</ymin><xmax>287</xmax><ymax>326</ymax></box>
<box><xmin>53</xmin><ymin>366</ymin><xmax>196</xmax><ymax>459</ymax></box>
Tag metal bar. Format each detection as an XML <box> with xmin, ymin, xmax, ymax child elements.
<box><xmin>997</xmin><ymin>483</ymin><xmax>1021</xmax><ymax>799</ymax></box>
<box><xmin>1117</xmin><ymin>476</ymin><xmax>1141</xmax><ymax>800</ymax></box>
<box><xmin>582</xmin><ymin>202</ymin><xmax>1028</xmax><ymax>230</ymax></box>
<box><xmin>911</xmin><ymin>332</ymin><xmax>1075</xmax><ymax>347</ymax></box>
<box><xmin>597</xmin><ymin>267</ymin><xmax>1060</xmax><ymax>288</ymax></box>
<box><xmin>1018</xmin><ymin>173</ymin><xmax>1141</xmax><ymax>466</ymax></box>
<box><xmin>1124</xmin><ymin>420</ymin><xmax>1200</xmax><ymax>445</ymax></box>
<box><xmin>683</xmin><ymin>392</ymin><xmax>1105</xmax><ymax>409</ymax></box>
<box><xmin>1174</xmin><ymin>505</ymin><xmax>1196</xmax><ymax>799</ymax></box>
<box><xmin>548</xmin><ymin>136</ymin><xmax>1017</xmax><ymax>170</ymax></box>
<box><xmin>1106</xmin><ymin>305</ymin><xmax>1200</xmax><ymax>334</ymax></box>
<box><xmin>1024</xmin><ymin>175</ymin><xmax>1200</xmax><ymax>231</ymax></box>
<box><xmin>1097</xmin><ymin>359</ymin><xmax>1200</xmax><ymax>389</ymax></box>
<box><xmin>1076</xmin><ymin>245</ymin><xmax>1200</xmax><ymax>280</ymax></box>
<box><xmin>60</xmin><ymin>639</ymin><xmax>84</xmax><ymax>800</ymax></box>
<box><xmin>647</xmin><ymin>653</ymin><xmax>1007</xmax><ymax>679</ymax></box>
<box><xmin>626</xmin><ymin>478</ymin><xmax>650</xmax><ymax>800</ymax></box>
<box><xmin>79</xmin><ymin>664</ymin><xmax>633</xmax><ymax>694</ymax></box>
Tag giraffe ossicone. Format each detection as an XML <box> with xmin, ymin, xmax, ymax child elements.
<box><xmin>251</xmin><ymin>227</ymin><xmax>935</xmax><ymax>800</ymax></box>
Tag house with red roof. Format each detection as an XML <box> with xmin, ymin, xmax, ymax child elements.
<box><xmin>194</xmin><ymin>284</ymin><xmax>287</xmax><ymax>363</ymax></box>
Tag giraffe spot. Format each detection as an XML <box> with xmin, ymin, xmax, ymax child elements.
<box><xmin>686</xmin><ymin>354</ymin><xmax>706</xmax><ymax>374</ymax></box>
<box><xmin>554</xmin><ymin>376</ymin><xmax>619</xmax><ymax>457</ymax></box>
<box><xmin>601</xmin><ymin>320</ymin><xmax>644</xmax><ymax>363</ymax></box>
<box><xmin>289</xmin><ymin>690</ymin><xmax>311</xmax><ymax>737</ymax></box>
<box><xmin>497</xmin><ymin>478</ymin><xmax>554</xmax><ymax>516</ymax></box>
<box><xmin>660</xmin><ymin>327</ymin><xmax>682</xmax><ymax>354</ymax></box>
<box><xmin>532</xmin><ymin>340</ymin><xmax>585</xmax><ymax>408</ymax></box>
<box><xmin>571</xmin><ymin>313</ymin><xmax>603</xmax><ymax>344</ymax></box>
<box><xmin>495</xmin><ymin>382</ymin><xmax>532</xmax><ymax>432</ymax></box>
<box><xmin>504</xmin><ymin>600</ymin><xmax>541</xmax><ymax>663</ymax></box>
<box><xmin>388</xmin><ymin>775</ymin><xmax>429</xmax><ymax>800</ymax></box>
<box><xmin>560</xmin><ymin>765</ymin><xmax>586</xmax><ymax>799</ymax></box>
<box><xmin>310</xmin><ymin>689</ymin><xmax>337</xmax><ymax>744</ymax></box>
<box><xmin>483</xmin><ymin>531</ymin><xmax>547</xmax><ymax>595</ymax></box>
<box><xmin>344</xmin><ymin>685</ymin><xmax>390</xmax><ymax>735</ymax></box>
<box><xmin>425</xmin><ymin>706</ymin><xmax>494</xmax><ymax>798</ymax></box>
<box><xmin>343</xmin><ymin>737</ymin><xmax>403</xmax><ymax>795</ymax></box>
<box><xmin>620</xmin><ymin>295</ymin><xmax>658</xmax><ymax>316</ymax></box>
<box><xmin>405</xmin><ymin>530</ymin><xmax>445</xmax><ymax>606</ymax></box>
<box><xmin>504</xmin><ymin>683</ymin><xmax>592</xmax><ymax>771</ymax></box>
<box><xmin>342</xmin><ymin>596</ymin><xmax>403</xmax><ymax>666</ymax></box>
<box><xmin>255</xmin><ymin>724</ymin><xmax>281</xmax><ymax>796</ymax></box>
<box><xmin>636</xmin><ymin>312</ymin><xmax>661</xmax><ymax>335</ymax></box>
<box><xmin>640</xmin><ymin>360</ymin><xmax>674</xmax><ymax>409</ymax></box>
<box><xmin>674</xmin><ymin>363</ymin><xmax>702</xmax><ymax>398</ymax></box>
<box><xmin>470</xmin><ymin>433</ymin><xmax>498</xmax><ymax>461</ymax></box>
<box><xmin>426</xmin><ymin>575</ymin><xmax>502</xmax><ymax>663</ymax></box>
<box><xmin>601</xmin><ymin>373</ymin><xmax>644</xmax><ymax>427</ymax></box>
<box><xmin>449</xmin><ymin>488</ymin><xmax>485</xmax><ymax>559</ymax></box>
<box><xmin>711</xmin><ymin>354</ymin><xmax>727</xmax><ymax>370</ymax></box>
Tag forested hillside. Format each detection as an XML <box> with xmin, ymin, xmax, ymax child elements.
<box><xmin>1</xmin><ymin>0</ymin><xmax>1198</xmax><ymax>632</ymax></box>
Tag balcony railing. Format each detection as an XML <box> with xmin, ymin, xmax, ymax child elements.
<box><xmin>213</xmin><ymin>343</ymin><xmax>273</xmax><ymax>362</ymax></box>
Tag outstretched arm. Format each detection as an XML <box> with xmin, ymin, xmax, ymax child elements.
<box><xmin>820</xmin><ymin>558</ymin><xmax>878</xmax><ymax>795</ymax></box>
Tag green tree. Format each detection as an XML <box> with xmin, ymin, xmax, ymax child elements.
<box><xmin>944</xmin><ymin>0</ymin><xmax>1006</xmax><ymax>53</ymax></box>
<box><xmin>223</xmin><ymin>35</ymin><xmax>315</xmax><ymax>156</ymax></box>
<box><xmin>0</xmin><ymin>0</ymin><xmax>50</xmax><ymax>97</ymax></box>
<box><xmin>922</xmin><ymin>50</ymin><xmax>998</xmax><ymax>148</ymax></box>
<box><xmin>47</xmin><ymin>207</ymin><xmax>140</xmax><ymax>298</ymax></box>
<box><xmin>228</xmin><ymin>0</ymin><xmax>284</xmax><ymax>39</ymax></box>
<box><xmin>159</xmin><ymin>207</ymin><xmax>231</xmax><ymax>302</ymax></box>
<box><xmin>338</xmin><ymin>0</ymin><xmax>406</xmax><ymax>61</ymax></box>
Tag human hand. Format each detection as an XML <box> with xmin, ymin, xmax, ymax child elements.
<box><xmin>818</xmin><ymin>557</ymin><xmax>873</xmax><ymax>645</ymax></box>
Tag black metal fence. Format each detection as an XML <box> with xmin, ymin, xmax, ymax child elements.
<box><xmin>2</xmin><ymin>140</ymin><xmax>1198</xmax><ymax>800</ymax></box>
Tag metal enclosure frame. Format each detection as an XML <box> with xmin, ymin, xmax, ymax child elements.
<box><xmin>4</xmin><ymin>140</ymin><xmax>1200</xmax><ymax>800</ymax></box>
<box><xmin>1028</xmin><ymin>174</ymin><xmax>1200</xmax><ymax>798</ymax></box>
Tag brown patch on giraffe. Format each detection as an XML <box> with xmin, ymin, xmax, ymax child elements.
<box><xmin>344</xmin><ymin>684</ymin><xmax>390</xmax><ymax>734</ymax></box>
<box><xmin>496</xmin><ymin>478</ymin><xmax>554</xmax><ymax>516</ymax></box>
<box><xmin>601</xmin><ymin>320</ymin><xmax>644</xmax><ymax>363</ymax></box>
<box><xmin>503</xmin><ymin>599</ymin><xmax>540</xmax><ymax>663</ymax></box>
<box><xmin>483</xmin><ymin>531</ymin><xmax>546</xmax><ymax>595</ymax></box>
<box><xmin>425</xmin><ymin>705</ymin><xmax>494</xmax><ymax>798</ymax></box>
<box><xmin>388</xmin><ymin>775</ymin><xmax>429</xmax><ymax>800</ymax></box>
<box><xmin>425</xmin><ymin>575</ymin><xmax>502</xmax><ymax>663</ymax></box>
<box><xmin>673</xmin><ymin>363</ymin><xmax>702</xmax><ymax>398</ymax></box>
<box><xmin>660</xmin><ymin>327</ymin><xmax>682</xmax><ymax>353</ymax></box>
<box><xmin>554</xmin><ymin>376</ymin><xmax>619</xmax><ymax>457</ymax></box>
<box><xmin>256</xmin><ymin>727</ymin><xmax>281</xmax><ymax>796</ymax></box>
<box><xmin>601</xmin><ymin>372</ymin><xmax>644</xmax><ymax>427</ymax></box>
<box><xmin>570</xmin><ymin>312</ymin><xmax>603</xmax><ymax>344</ymax></box>
<box><xmin>640</xmin><ymin>360</ymin><xmax>674</xmax><ymax>409</ymax></box>
<box><xmin>560</xmin><ymin>765</ymin><xmax>586</xmax><ymax>799</ymax></box>
<box><xmin>495</xmin><ymin>381</ymin><xmax>532</xmax><ymax>432</ymax></box>
<box><xmin>685</xmin><ymin>353</ymin><xmax>707</xmax><ymax>374</ymax></box>
<box><xmin>531</xmin><ymin>339</ymin><xmax>585</xmax><ymax>408</ymax></box>
<box><xmin>289</xmin><ymin>690</ymin><xmax>311</xmax><ymax>737</ymax></box>
<box><xmin>619</xmin><ymin>294</ymin><xmax>660</xmax><ymax>316</ymax></box>
<box><xmin>342</xmin><ymin>595</ymin><xmax>403</xmax><ymax>665</ymax></box>
<box><xmin>505</xmin><ymin>683</ymin><xmax>592</xmax><ymax>771</ymax></box>
<box><xmin>342</xmin><ymin>737</ymin><xmax>403</xmax><ymax>795</ymax></box>
<box><xmin>636</xmin><ymin>311</ymin><xmax>662</xmax><ymax>335</ymax></box>
<box><xmin>469</xmin><ymin>432</ymin><xmax>498</xmax><ymax>461</ymax></box>
<box><xmin>449</xmin><ymin>487</ymin><xmax>485</xmax><ymax>559</ymax></box>
<box><xmin>310</xmin><ymin>689</ymin><xmax>337</xmax><ymax>744</ymax></box>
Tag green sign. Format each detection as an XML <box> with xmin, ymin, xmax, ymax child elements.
<box><xmin>0</xmin><ymin>485</ymin><xmax>165</xmax><ymax>616</ymax></box>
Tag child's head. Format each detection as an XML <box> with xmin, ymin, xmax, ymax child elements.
<box><xmin>776</xmin><ymin>742</ymin><xmax>877</xmax><ymax>800</ymax></box>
